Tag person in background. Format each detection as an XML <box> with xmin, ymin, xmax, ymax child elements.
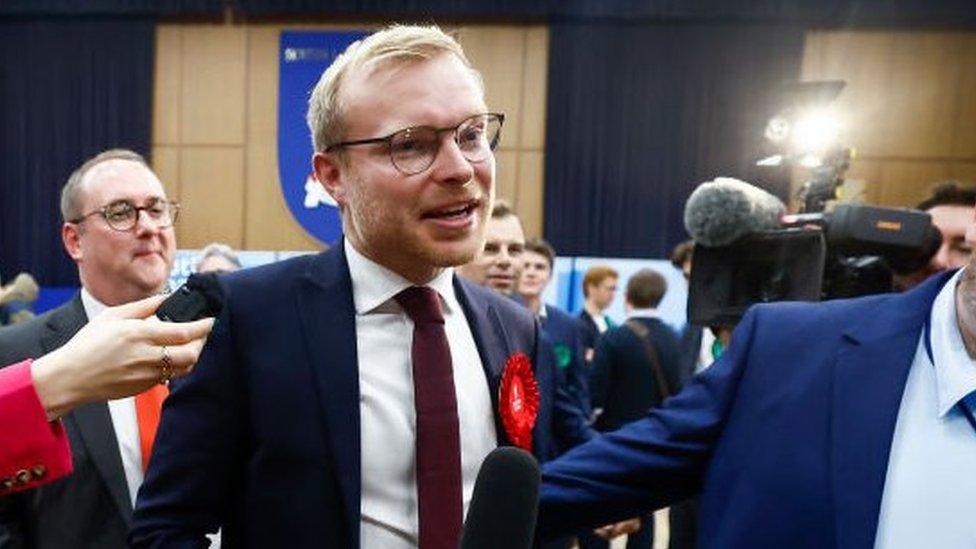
<box><xmin>518</xmin><ymin>237</ymin><xmax>593</xmax><ymax>430</ymax></box>
<box><xmin>666</xmin><ymin>239</ymin><xmax>708</xmax><ymax>549</ymax></box>
<box><xmin>195</xmin><ymin>243</ymin><xmax>242</xmax><ymax>274</ymax></box>
<box><xmin>670</xmin><ymin>240</ymin><xmax>718</xmax><ymax>382</ymax></box>
<box><xmin>586</xmin><ymin>268</ymin><xmax>682</xmax><ymax>549</ymax></box>
<box><xmin>0</xmin><ymin>148</ymin><xmax>179</xmax><ymax>548</ymax></box>
<box><xmin>577</xmin><ymin>266</ymin><xmax>618</xmax><ymax>362</ymax></box>
<box><xmin>457</xmin><ymin>199</ymin><xmax>524</xmax><ymax>295</ymax></box>
<box><xmin>896</xmin><ymin>181</ymin><xmax>976</xmax><ymax>290</ymax></box>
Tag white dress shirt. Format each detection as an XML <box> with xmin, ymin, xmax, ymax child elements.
<box><xmin>696</xmin><ymin>328</ymin><xmax>717</xmax><ymax>374</ymax></box>
<box><xmin>80</xmin><ymin>289</ymin><xmax>144</xmax><ymax>507</ymax></box>
<box><xmin>875</xmin><ymin>268</ymin><xmax>976</xmax><ymax>548</ymax></box>
<box><xmin>345</xmin><ymin>241</ymin><xmax>497</xmax><ymax>548</ymax></box>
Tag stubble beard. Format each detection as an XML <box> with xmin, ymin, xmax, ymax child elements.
<box><xmin>345</xmin><ymin>180</ymin><xmax>483</xmax><ymax>276</ymax></box>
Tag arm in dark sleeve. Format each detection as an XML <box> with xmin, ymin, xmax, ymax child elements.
<box><xmin>129</xmin><ymin>301</ymin><xmax>245</xmax><ymax>548</ymax></box>
<box><xmin>537</xmin><ymin>307</ymin><xmax>761</xmax><ymax>540</ymax></box>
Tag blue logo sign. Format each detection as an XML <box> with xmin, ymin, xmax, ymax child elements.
<box><xmin>278</xmin><ymin>30</ymin><xmax>366</xmax><ymax>245</ymax></box>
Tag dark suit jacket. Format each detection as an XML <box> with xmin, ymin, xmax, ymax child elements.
<box><xmin>539</xmin><ymin>271</ymin><xmax>954</xmax><ymax>547</ymax></box>
<box><xmin>0</xmin><ymin>296</ymin><xmax>133</xmax><ymax>549</ymax></box>
<box><xmin>130</xmin><ymin>243</ymin><xmax>590</xmax><ymax>548</ymax></box>
<box><xmin>540</xmin><ymin>304</ymin><xmax>592</xmax><ymax>424</ymax></box>
<box><xmin>590</xmin><ymin>317</ymin><xmax>681</xmax><ymax>431</ymax></box>
<box><xmin>576</xmin><ymin>310</ymin><xmax>615</xmax><ymax>355</ymax></box>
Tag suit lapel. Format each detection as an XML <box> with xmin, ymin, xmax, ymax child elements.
<box><xmin>40</xmin><ymin>295</ymin><xmax>87</xmax><ymax>353</ymax></box>
<box><xmin>297</xmin><ymin>245</ymin><xmax>362</xmax><ymax>546</ymax></box>
<box><xmin>44</xmin><ymin>296</ymin><xmax>134</xmax><ymax>522</ymax></box>
<box><xmin>454</xmin><ymin>277</ymin><xmax>512</xmax><ymax>444</ymax></box>
<box><xmin>831</xmin><ymin>272</ymin><xmax>952</xmax><ymax>549</ymax></box>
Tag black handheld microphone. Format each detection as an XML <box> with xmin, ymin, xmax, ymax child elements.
<box><xmin>459</xmin><ymin>447</ymin><xmax>541</xmax><ymax>549</ymax></box>
<box><xmin>155</xmin><ymin>273</ymin><xmax>225</xmax><ymax>322</ymax></box>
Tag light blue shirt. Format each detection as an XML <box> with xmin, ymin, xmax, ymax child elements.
<box><xmin>875</xmin><ymin>269</ymin><xmax>976</xmax><ymax>548</ymax></box>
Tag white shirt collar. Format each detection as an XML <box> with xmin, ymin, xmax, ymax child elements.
<box><xmin>928</xmin><ymin>268</ymin><xmax>976</xmax><ymax>417</ymax></box>
<box><xmin>627</xmin><ymin>308</ymin><xmax>658</xmax><ymax>320</ymax></box>
<box><xmin>343</xmin><ymin>239</ymin><xmax>458</xmax><ymax>316</ymax></box>
<box><xmin>79</xmin><ymin>286</ymin><xmax>108</xmax><ymax>321</ymax></box>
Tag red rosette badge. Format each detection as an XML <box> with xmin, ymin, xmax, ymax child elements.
<box><xmin>498</xmin><ymin>352</ymin><xmax>539</xmax><ymax>452</ymax></box>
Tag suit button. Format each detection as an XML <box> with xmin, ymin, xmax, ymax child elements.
<box><xmin>31</xmin><ymin>466</ymin><xmax>46</xmax><ymax>479</ymax></box>
<box><xmin>0</xmin><ymin>478</ymin><xmax>13</xmax><ymax>491</ymax></box>
<box><xmin>15</xmin><ymin>470</ymin><xmax>30</xmax><ymax>485</ymax></box>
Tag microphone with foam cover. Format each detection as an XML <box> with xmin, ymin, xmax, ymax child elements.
<box><xmin>0</xmin><ymin>273</ymin><xmax>39</xmax><ymax>306</ymax></box>
<box><xmin>684</xmin><ymin>177</ymin><xmax>786</xmax><ymax>247</ymax></box>
<box><xmin>459</xmin><ymin>447</ymin><xmax>541</xmax><ymax>549</ymax></box>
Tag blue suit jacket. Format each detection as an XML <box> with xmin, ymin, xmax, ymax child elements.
<box><xmin>540</xmin><ymin>304</ymin><xmax>593</xmax><ymax>423</ymax></box>
<box><xmin>540</xmin><ymin>270</ymin><xmax>954</xmax><ymax>548</ymax></box>
<box><xmin>130</xmin><ymin>244</ymin><xmax>585</xmax><ymax>548</ymax></box>
<box><xmin>590</xmin><ymin>317</ymin><xmax>682</xmax><ymax>432</ymax></box>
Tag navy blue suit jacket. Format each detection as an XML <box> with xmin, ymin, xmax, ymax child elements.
<box><xmin>130</xmin><ymin>244</ymin><xmax>586</xmax><ymax>548</ymax></box>
<box><xmin>590</xmin><ymin>317</ymin><xmax>682</xmax><ymax>432</ymax></box>
<box><xmin>540</xmin><ymin>271</ymin><xmax>954</xmax><ymax>548</ymax></box>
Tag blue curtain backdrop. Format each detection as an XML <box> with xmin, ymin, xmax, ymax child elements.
<box><xmin>0</xmin><ymin>2</ymin><xmax>221</xmax><ymax>15</ymax></box>
<box><xmin>235</xmin><ymin>0</ymin><xmax>976</xmax><ymax>26</ymax></box>
<box><xmin>544</xmin><ymin>23</ymin><xmax>805</xmax><ymax>258</ymax></box>
<box><xmin>0</xmin><ymin>18</ymin><xmax>155</xmax><ymax>285</ymax></box>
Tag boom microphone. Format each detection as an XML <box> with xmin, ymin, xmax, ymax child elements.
<box><xmin>0</xmin><ymin>273</ymin><xmax>39</xmax><ymax>306</ymax></box>
<box><xmin>459</xmin><ymin>447</ymin><xmax>541</xmax><ymax>549</ymax></box>
<box><xmin>684</xmin><ymin>177</ymin><xmax>786</xmax><ymax>247</ymax></box>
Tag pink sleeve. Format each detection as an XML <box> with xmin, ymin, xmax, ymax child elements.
<box><xmin>0</xmin><ymin>360</ymin><xmax>73</xmax><ymax>494</ymax></box>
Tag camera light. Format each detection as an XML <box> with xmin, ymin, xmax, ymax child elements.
<box><xmin>791</xmin><ymin>109</ymin><xmax>840</xmax><ymax>154</ymax></box>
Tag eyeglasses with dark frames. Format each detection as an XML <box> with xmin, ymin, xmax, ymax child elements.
<box><xmin>69</xmin><ymin>198</ymin><xmax>181</xmax><ymax>232</ymax></box>
<box><xmin>324</xmin><ymin>112</ymin><xmax>505</xmax><ymax>175</ymax></box>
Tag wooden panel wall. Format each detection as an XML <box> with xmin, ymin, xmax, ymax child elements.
<box><xmin>152</xmin><ymin>23</ymin><xmax>548</xmax><ymax>250</ymax></box>
<box><xmin>800</xmin><ymin>30</ymin><xmax>976</xmax><ymax>208</ymax></box>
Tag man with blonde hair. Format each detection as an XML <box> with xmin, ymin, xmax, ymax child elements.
<box><xmin>133</xmin><ymin>24</ymin><xmax>584</xmax><ymax>549</ymax></box>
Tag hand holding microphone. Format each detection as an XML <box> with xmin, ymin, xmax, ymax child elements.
<box><xmin>30</xmin><ymin>274</ymin><xmax>224</xmax><ymax>420</ymax></box>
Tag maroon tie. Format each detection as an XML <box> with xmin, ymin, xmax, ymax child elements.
<box><xmin>395</xmin><ymin>286</ymin><xmax>463</xmax><ymax>549</ymax></box>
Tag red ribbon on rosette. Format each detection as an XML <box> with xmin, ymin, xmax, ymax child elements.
<box><xmin>498</xmin><ymin>352</ymin><xmax>539</xmax><ymax>452</ymax></box>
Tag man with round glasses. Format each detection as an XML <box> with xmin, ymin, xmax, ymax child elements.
<box><xmin>0</xmin><ymin>148</ymin><xmax>179</xmax><ymax>547</ymax></box>
<box><xmin>132</xmin><ymin>24</ymin><xmax>588</xmax><ymax>549</ymax></box>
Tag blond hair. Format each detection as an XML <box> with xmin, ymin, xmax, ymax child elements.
<box><xmin>306</xmin><ymin>24</ymin><xmax>483</xmax><ymax>153</ymax></box>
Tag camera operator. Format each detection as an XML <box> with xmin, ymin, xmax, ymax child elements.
<box><xmin>536</xmin><ymin>183</ymin><xmax>976</xmax><ymax>547</ymax></box>
<box><xmin>895</xmin><ymin>181</ymin><xmax>976</xmax><ymax>291</ymax></box>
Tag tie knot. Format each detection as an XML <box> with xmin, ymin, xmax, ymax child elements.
<box><xmin>395</xmin><ymin>286</ymin><xmax>444</xmax><ymax>324</ymax></box>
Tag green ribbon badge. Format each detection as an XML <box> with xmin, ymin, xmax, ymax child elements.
<box><xmin>553</xmin><ymin>344</ymin><xmax>572</xmax><ymax>369</ymax></box>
